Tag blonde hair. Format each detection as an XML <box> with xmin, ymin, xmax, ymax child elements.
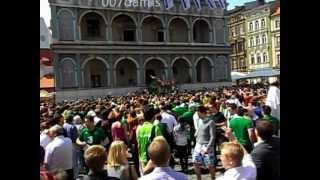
<box><xmin>221</xmin><ymin>142</ymin><xmax>244</xmax><ymax>166</ymax></box>
<box><xmin>148</xmin><ymin>136</ymin><xmax>170</xmax><ymax>166</ymax></box>
<box><xmin>107</xmin><ymin>140</ymin><xmax>128</xmax><ymax>167</ymax></box>
<box><xmin>84</xmin><ymin>145</ymin><xmax>107</xmax><ymax>173</ymax></box>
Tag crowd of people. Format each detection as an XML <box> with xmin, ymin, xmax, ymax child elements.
<box><xmin>40</xmin><ymin>82</ymin><xmax>280</xmax><ymax>180</ymax></box>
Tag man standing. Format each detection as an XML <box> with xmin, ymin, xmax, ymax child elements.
<box><xmin>76</xmin><ymin>115</ymin><xmax>106</xmax><ymax>149</ymax></box>
<box><xmin>140</xmin><ymin>136</ymin><xmax>187</xmax><ymax>180</ymax></box>
<box><xmin>265</xmin><ymin>82</ymin><xmax>280</xmax><ymax>120</ymax></box>
<box><xmin>63</xmin><ymin>114</ymin><xmax>79</xmax><ymax>179</ymax></box>
<box><xmin>251</xmin><ymin>120</ymin><xmax>280</xmax><ymax>180</ymax></box>
<box><xmin>192</xmin><ymin>106</ymin><xmax>216</xmax><ymax>180</ymax></box>
<box><xmin>44</xmin><ymin>125</ymin><xmax>74</xmax><ymax>180</ymax></box>
<box><xmin>261</xmin><ymin>105</ymin><xmax>280</xmax><ymax>136</ymax></box>
<box><xmin>229</xmin><ymin>107</ymin><xmax>255</xmax><ymax>153</ymax></box>
<box><xmin>136</xmin><ymin>108</ymin><xmax>162</xmax><ymax>175</ymax></box>
<box><xmin>159</xmin><ymin>103</ymin><xmax>177</xmax><ymax>148</ymax></box>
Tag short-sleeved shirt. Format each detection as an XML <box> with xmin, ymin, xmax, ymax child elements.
<box><xmin>136</xmin><ymin>122</ymin><xmax>162</xmax><ymax>163</ymax></box>
<box><xmin>212</xmin><ymin>112</ymin><xmax>226</xmax><ymax>124</ymax></box>
<box><xmin>262</xmin><ymin>115</ymin><xmax>280</xmax><ymax>135</ymax></box>
<box><xmin>230</xmin><ymin>115</ymin><xmax>253</xmax><ymax>146</ymax></box>
<box><xmin>79</xmin><ymin>127</ymin><xmax>106</xmax><ymax>145</ymax></box>
<box><xmin>180</xmin><ymin>111</ymin><xmax>194</xmax><ymax>123</ymax></box>
<box><xmin>171</xmin><ymin>106</ymin><xmax>188</xmax><ymax>117</ymax></box>
<box><xmin>217</xmin><ymin>154</ymin><xmax>257</xmax><ymax>180</ymax></box>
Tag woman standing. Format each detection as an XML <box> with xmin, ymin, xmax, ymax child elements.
<box><xmin>106</xmin><ymin>141</ymin><xmax>138</xmax><ymax>180</ymax></box>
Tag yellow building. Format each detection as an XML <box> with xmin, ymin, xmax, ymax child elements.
<box><xmin>271</xmin><ymin>6</ymin><xmax>280</xmax><ymax>69</ymax></box>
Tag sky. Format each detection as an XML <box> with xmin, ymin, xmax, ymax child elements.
<box><xmin>40</xmin><ymin>0</ymin><xmax>272</xmax><ymax>27</ymax></box>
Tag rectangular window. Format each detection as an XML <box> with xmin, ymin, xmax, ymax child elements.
<box><xmin>251</xmin><ymin>55</ymin><xmax>255</xmax><ymax>64</ymax></box>
<box><xmin>261</xmin><ymin>19</ymin><xmax>265</xmax><ymax>28</ymax></box>
<box><xmin>123</xmin><ymin>30</ymin><xmax>135</xmax><ymax>41</ymax></box>
<box><xmin>86</xmin><ymin>19</ymin><xmax>100</xmax><ymax>37</ymax></box>
<box><xmin>255</xmin><ymin>21</ymin><xmax>259</xmax><ymax>30</ymax></box>
<box><xmin>157</xmin><ymin>31</ymin><xmax>164</xmax><ymax>42</ymax></box>
<box><xmin>277</xmin><ymin>54</ymin><xmax>280</xmax><ymax>65</ymax></box>
<box><xmin>276</xmin><ymin>36</ymin><xmax>280</xmax><ymax>46</ymax></box>
<box><xmin>276</xmin><ymin>20</ymin><xmax>280</xmax><ymax>28</ymax></box>
<box><xmin>91</xmin><ymin>75</ymin><xmax>101</xmax><ymax>88</ymax></box>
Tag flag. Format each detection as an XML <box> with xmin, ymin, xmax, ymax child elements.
<box><xmin>218</xmin><ymin>0</ymin><xmax>225</xmax><ymax>9</ymax></box>
<box><xmin>214</xmin><ymin>0</ymin><xmax>221</xmax><ymax>8</ymax></box>
<box><xmin>207</xmin><ymin>0</ymin><xmax>216</xmax><ymax>9</ymax></box>
<box><xmin>164</xmin><ymin>0</ymin><xmax>174</xmax><ymax>9</ymax></box>
<box><xmin>193</xmin><ymin>0</ymin><xmax>201</xmax><ymax>10</ymax></box>
<box><xmin>181</xmin><ymin>0</ymin><xmax>191</xmax><ymax>10</ymax></box>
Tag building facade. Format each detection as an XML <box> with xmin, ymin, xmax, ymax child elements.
<box><xmin>270</xmin><ymin>6</ymin><xmax>280</xmax><ymax>69</ymax></box>
<box><xmin>49</xmin><ymin>0</ymin><xmax>232</xmax><ymax>101</ymax></box>
<box><xmin>227</xmin><ymin>0</ymin><xmax>279</xmax><ymax>75</ymax></box>
<box><xmin>40</xmin><ymin>17</ymin><xmax>55</xmax><ymax>92</ymax></box>
<box><xmin>244</xmin><ymin>3</ymin><xmax>273</xmax><ymax>71</ymax></box>
<box><xmin>228</xmin><ymin>6</ymin><xmax>247</xmax><ymax>72</ymax></box>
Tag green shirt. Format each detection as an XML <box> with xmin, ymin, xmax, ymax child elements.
<box><xmin>230</xmin><ymin>115</ymin><xmax>253</xmax><ymax>146</ymax></box>
<box><xmin>79</xmin><ymin>127</ymin><xmax>105</xmax><ymax>145</ymax></box>
<box><xmin>136</xmin><ymin>122</ymin><xmax>162</xmax><ymax>163</ymax></box>
<box><xmin>171</xmin><ymin>106</ymin><xmax>188</xmax><ymax>117</ymax></box>
<box><xmin>263</xmin><ymin>115</ymin><xmax>280</xmax><ymax>135</ymax></box>
<box><xmin>180</xmin><ymin>111</ymin><xmax>194</xmax><ymax>122</ymax></box>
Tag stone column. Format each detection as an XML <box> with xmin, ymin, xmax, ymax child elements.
<box><xmin>109</xmin><ymin>55</ymin><xmax>114</xmax><ymax>88</ymax></box>
<box><xmin>76</xmin><ymin>54</ymin><xmax>81</xmax><ymax>88</ymax></box>
<box><xmin>107</xmin><ymin>24</ymin><xmax>112</xmax><ymax>42</ymax></box>
<box><xmin>74</xmin><ymin>9</ymin><xmax>80</xmax><ymax>41</ymax></box>
<box><xmin>211</xmin><ymin>55</ymin><xmax>216</xmax><ymax>81</ymax></box>
<box><xmin>212</xmin><ymin>19</ymin><xmax>216</xmax><ymax>44</ymax></box>
<box><xmin>188</xmin><ymin>28</ymin><xmax>192</xmax><ymax>43</ymax></box>
<box><xmin>211</xmin><ymin>65</ymin><xmax>215</xmax><ymax>82</ymax></box>
<box><xmin>192</xmin><ymin>55</ymin><xmax>197</xmax><ymax>83</ymax></box>
<box><xmin>50</xmin><ymin>5</ymin><xmax>58</xmax><ymax>40</ymax></box>
<box><xmin>137</xmin><ymin>25</ymin><xmax>142</xmax><ymax>43</ymax></box>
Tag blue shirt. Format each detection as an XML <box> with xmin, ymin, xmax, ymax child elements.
<box><xmin>63</xmin><ymin>123</ymin><xmax>78</xmax><ymax>143</ymax></box>
<box><xmin>139</xmin><ymin>167</ymin><xmax>187</xmax><ymax>180</ymax></box>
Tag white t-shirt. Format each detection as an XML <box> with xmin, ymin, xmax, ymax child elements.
<box><xmin>173</xmin><ymin>125</ymin><xmax>188</xmax><ymax>146</ymax></box>
<box><xmin>44</xmin><ymin>136</ymin><xmax>73</xmax><ymax>171</ymax></box>
<box><xmin>193</xmin><ymin>112</ymin><xmax>203</xmax><ymax>137</ymax></box>
<box><xmin>40</xmin><ymin>132</ymin><xmax>52</xmax><ymax>148</ymax></box>
<box><xmin>217</xmin><ymin>154</ymin><xmax>257</xmax><ymax>180</ymax></box>
<box><xmin>161</xmin><ymin>111</ymin><xmax>177</xmax><ymax>133</ymax></box>
<box><xmin>226</xmin><ymin>98</ymin><xmax>242</xmax><ymax>107</ymax></box>
<box><xmin>94</xmin><ymin>116</ymin><xmax>102</xmax><ymax>126</ymax></box>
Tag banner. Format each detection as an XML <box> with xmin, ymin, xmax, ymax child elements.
<box><xmin>207</xmin><ymin>0</ymin><xmax>216</xmax><ymax>9</ymax></box>
<box><xmin>164</xmin><ymin>0</ymin><xmax>174</xmax><ymax>9</ymax></box>
<box><xmin>193</xmin><ymin>0</ymin><xmax>201</xmax><ymax>10</ymax></box>
<box><xmin>181</xmin><ymin>0</ymin><xmax>191</xmax><ymax>10</ymax></box>
<box><xmin>218</xmin><ymin>0</ymin><xmax>225</xmax><ymax>9</ymax></box>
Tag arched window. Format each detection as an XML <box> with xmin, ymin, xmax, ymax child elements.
<box><xmin>261</xmin><ymin>19</ymin><xmax>265</xmax><ymax>28</ymax></box>
<box><xmin>61</xmin><ymin>59</ymin><xmax>77</xmax><ymax>88</ymax></box>
<box><xmin>256</xmin><ymin>36</ymin><xmax>260</xmax><ymax>45</ymax></box>
<box><xmin>255</xmin><ymin>20</ymin><xmax>259</xmax><ymax>30</ymax></box>
<box><xmin>262</xmin><ymin>34</ymin><xmax>266</xmax><ymax>44</ymax></box>
<box><xmin>263</xmin><ymin>52</ymin><xmax>268</xmax><ymax>62</ymax></box>
<box><xmin>250</xmin><ymin>37</ymin><xmax>254</xmax><ymax>47</ymax></box>
<box><xmin>80</xmin><ymin>12</ymin><xmax>106</xmax><ymax>41</ymax></box>
<box><xmin>257</xmin><ymin>55</ymin><xmax>261</xmax><ymax>63</ymax></box>
<box><xmin>58</xmin><ymin>10</ymin><xmax>75</xmax><ymax>41</ymax></box>
<box><xmin>251</xmin><ymin>55</ymin><xmax>255</xmax><ymax>64</ymax></box>
<box><xmin>193</xmin><ymin>19</ymin><xmax>210</xmax><ymax>43</ymax></box>
<box><xmin>249</xmin><ymin>22</ymin><xmax>253</xmax><ymax>31</ymax></box>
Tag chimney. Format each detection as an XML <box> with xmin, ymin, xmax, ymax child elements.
<box><xmin>257</xmin><ymin>0</ymin><xmax>265</xmax><ymax>5</ymax></box>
